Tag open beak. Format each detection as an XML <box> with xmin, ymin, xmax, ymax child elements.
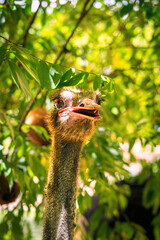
<box><xmin>72</xmin><ymin>104</ymin><xmax>101</xmax><ymax>120</ymax></box>
<box><xmin>58</xmin><ymin>102</ymin><xmax>102</xmax><ymax>121</ymax></box>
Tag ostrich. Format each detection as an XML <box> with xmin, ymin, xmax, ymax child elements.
<box><xmin>42</xmin><ymin>88</ymin><xmax>102</xmax><ymax>240</ymax></box>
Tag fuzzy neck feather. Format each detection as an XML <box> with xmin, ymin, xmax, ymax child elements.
<box><xmin>42</xmin><ymin>134</ymin><xmax>83</xmax><ymax>240</ymax></box>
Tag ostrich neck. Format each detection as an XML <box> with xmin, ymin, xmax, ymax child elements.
<box><xmin>43</xmin><ymin>135</ymin><xmax>83</xmax><ymax>240</ymax></box>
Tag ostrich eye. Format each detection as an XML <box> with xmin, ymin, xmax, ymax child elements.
<box><xmin>54</xmin><ymin>98</ymin><xmax>64</xmax><ymax>109</ymax></box>
<box><xmin>97</xmin><ymin>97</ymin><xmax>103</xmax><ymax>105</ymax></box>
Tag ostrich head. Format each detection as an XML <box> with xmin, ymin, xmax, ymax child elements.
<box><xmin>48</xmin><ymin>88</ymin><xmax>102</xmax><ymax>142</ymax></box>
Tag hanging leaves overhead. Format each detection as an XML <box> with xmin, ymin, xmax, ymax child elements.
<box><xmin>1</xmin><ymin>42</ymin><xmax>114</xmax><ymax>99</ymax></box>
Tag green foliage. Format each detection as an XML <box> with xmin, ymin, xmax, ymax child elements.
<box><xmin>8</xmin><ymin>60</ymin><xmax>31</xmax><ymax>99</ymax></box>
<box><xmin>1</xmin><ymin>43</ymin><xmax>114</xmax><ymax>98</ymax></box>
<box><xmin>0</xmin><ymin>0</ymin><xmax>160</xmax><ymax>239</ymax></box>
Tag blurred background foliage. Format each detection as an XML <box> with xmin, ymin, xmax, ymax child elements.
<box><xmin>0</xmin><ymin>0</ymin><xmax>160</xmax><ymax>239</ymax></box>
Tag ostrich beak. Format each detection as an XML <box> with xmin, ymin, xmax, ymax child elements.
<box><xmin>59</xmin><ymin>100</ymin><xmax>102</xmax><ymax>121</ymax></box>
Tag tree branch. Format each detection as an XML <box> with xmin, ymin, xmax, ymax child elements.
<box><xmin>22</xmin><ymin>2</ymin><xmax>41</xmax><ymax>47</ymax></box>
<box><xmin>0</xmin><ymin>2</ymin><xmax>41</xmax><ymax>48</ymax></box>
<box><xmin>17</xmin><ymin>87</ymin><xmax>41</xmax><ymax>131</ymax></box>
<box><xmin>112</xmin><ymin>66</ymin><xmax>160</xmax><ymax>73</ymax></box>
<box><xmin>54</xmin><ymin>0</ymin><xmax>95</xmax><ymax>64</ymax></box>
<box><xmin>0</xmin><ymin>35</ymin><xmax>22</xmax><ymax>47</ymax></box>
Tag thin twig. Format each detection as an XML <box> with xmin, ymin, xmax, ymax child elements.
<box><xmin>17</xmin><ymin>88</ymin><xmax>41</xmax><ymax>131</ymax></box>
<box><xmin>112</xmin><ymin>66</ymin><xmax>160</xmax><ymax>73</ymax></box>
<box><xmin>22</xmin><ymin>2</ymin><xmax>41</xmax><ymax>47</ymax></box>
<box><xmin>0</xmin><ymin>35</ymin><xmax>22</xmax><ymax>47</ymax></box>
<box><xmin>0</xmin><ymin>2</ymin><xmax>41</xmax><ymax>48</ymax></box>
<box><xmin>54</xmin><ymin>0</ymin><xmax>95</xmax><ymax>64</ymax></box>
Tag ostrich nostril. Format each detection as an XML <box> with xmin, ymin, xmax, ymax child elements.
<box><xmin>80</xmin><ymin>103</ymin><xmax>85</xmax><ymax>107</ymax></box>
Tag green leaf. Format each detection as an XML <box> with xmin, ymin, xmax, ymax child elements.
<box><xmin>21</xmin><ymin>124</ymin><xmax>30</xmax><ymax>133</ymax></box>
<box><xmin>50</xmin><ymin>64</ymin><xmax>67</xmax><ymax>75</ymax></box>
<box><xmin>37</xmin><ymin>60</ymin><xmax>51</xmax><ymax>89</ymax></box>
<box><xmin>90</xmin><ymin>208</ymin><xmax>103</xmax><ymax>231</ymax></box>
<box><xmin>15</xmin><ymin>51</ymin><xmax>40</xmax><ymax>83</ymax></box>
<box><xmin>79</xmin><ymin>72</ymin><xmax>89</xmax><ymax>88</ymax></box>
<box><xmin>14</xmin><ymin>45</ymin><xmax>32</xmax><ymax>56</ymax></box>
<box><xmin>120</xmin><ymin>4</ymin><xmax>133</xmax><ymax>17</ymax></box>
<box><xmin>50</xmin><ymin>73</ymin><xmax>61</xmax><ymax>89</ymax></box>
<box><xmin>97</xmin><ymin>222</ymin><xmax>110</xmax><ymax>238</ymax></box>
<box><xmin>8</xmin><ymin>61</ymin><xmax>31</xmax><ymax>99</ymax></box>
<box><xmin>0</xmin><ymin>44</ymin><xmax>7</xmax><ymax>66</ymax></box>
<box><xmin>8</xmin><ymin>61</ymin><xmax>20</xmax><ymax>88</ymax></box>
<box><xmin>93</xmin><ymin>75</ymin><xmax>101</xmax><ymax>90</ymax></box>
<box><xmin>78</xmin><ymin>191</ymin><xmax>92</xmax><ymax>214</ymax></box>
<box><xmin>30</xmin><ymin>125</ymin><xmax>50</xmax><ymax>141</ymax></box>
<box><xmin>3</xmin><ymin>168</ymin><xmax>12</xmax><ymax>177</ymax></box>
<box><xmin>108</xmin><ymin>80</ymin><xmax>114</xmax><ymax>93</ymax></box>
<box><xmin>83</xmin><ymin>72</ymin><xmax>89</xmax><ymax>82</ymax></box>
<box><xmin>143</xmin><ymin>180</ymin><xmax>155</xmax><ymax>208</ymax></box>
<box><xmin>100</xmin><ymin>75</ymin><xmax>114</xmax><ymax>92</ymax></box>
<box><xmin>49</xmin><ymin>65</ymin><xmax>62</xmax><ymax>89</ymax></box>
<box><xmin>59</xmin><ymin>68</ymin><xmax>75</xmax><ymax>85</ymax></box>
<box><xmin>101</xmin><ymin>75</ymin><xmax>110</xmax><ymax>84</ymax></box>
<box><xmin>17</xmin><ymin>157</ymin><xmax>28</xmax><ymax>172</ymax></box>
<box><xmin>115</xmin><ymin>222</ymin><xmax>134</xmax><ymax>238</ymax></box>
<box><xmin>63</xmin><ymin>72</ymin><xmax>88</xmax><ymax>87</ymax></box>
<box><xmin>139</xmin><ymin>0</ymin><xmax>144</xmax><ymax>7</ymax></box>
